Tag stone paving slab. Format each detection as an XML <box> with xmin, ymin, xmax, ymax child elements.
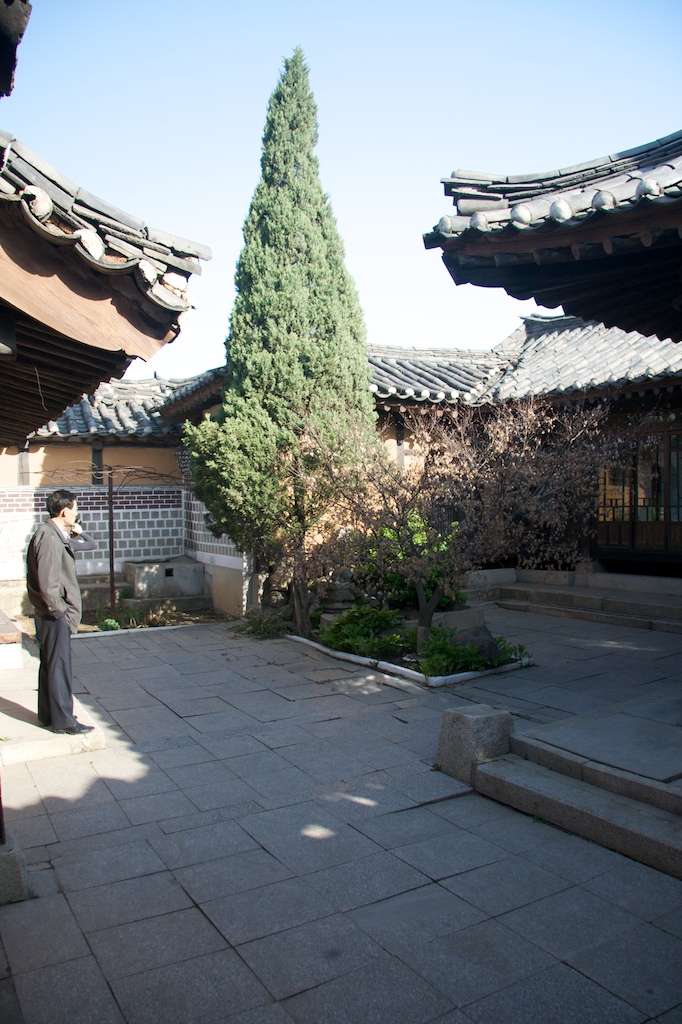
<box><xmin>524</xmin><ymin>713</ymin><xmax>682</xmax><ymax>782</ymax></box>
<box><xmin>1</xmin><ymin>615</ymin><xmax>681</xmax><ymax>1022</ymax></box>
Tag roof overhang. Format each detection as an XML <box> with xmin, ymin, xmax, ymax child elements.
<box><xmin>0</xmin><ymin>203</ymin><xmax>182</xmax><ymax>446</ymax></box>
<box><xmin>0</xmin><ymin>1</ymin><xmax>31</xmax><ymax>97</ymax></box>
<box><xmin>425</xmin><ymin>130</ymin><xmax>682</xmax><ymax>343</ymax></box>
<box><xmin>0</xmin><ymin>135</ymin><xmax>211</xmax><ymax>447</ymax></box>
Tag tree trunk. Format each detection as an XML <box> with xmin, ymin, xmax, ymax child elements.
<box><xmin>414</xmin><ymin>582</ymin><xmax>444</xmax><ymax>655</ymax></box>
<box><xmin>291</xmin><ymin>547</ymin><xmax>311</xmax><ymax>638</ymax></box>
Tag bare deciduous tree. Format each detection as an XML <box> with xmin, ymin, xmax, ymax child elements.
<box><xmin>312</xmin><ymin>398</ymin><xmax>635</xmax><ymax>651</ymax></box>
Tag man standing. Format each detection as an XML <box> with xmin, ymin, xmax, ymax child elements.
<box><xmin>27</xmin><ymin>489</ymin><xmax>94</xmax><ymax>735</ymax></box>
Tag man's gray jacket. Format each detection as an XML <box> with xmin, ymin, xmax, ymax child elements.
<box><xmin>27</xmin><ymin>519</ymin><xmax>82</xmax><ymax>633</ymax></box>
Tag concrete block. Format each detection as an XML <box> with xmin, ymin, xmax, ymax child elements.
<box><xmin>435</xmin><ymin>705</ymin><xmax>513</xmax><ymax>785</ymax></box>
<box><xmin>124</xmin><ymin>558</ymin><xmax>205</xmax><ymax>598</ymax></box>
<box><xmin>0</xmin><ymin>830</ymin><xmax>32</xmax><ymax>903</ymax></box>
<box><xmin>466</xmin><ymin>568</ymin><xmax>517</xmax><ymax>588</ymax></box>
<box><xmin>516</xmin><ymin>569</ymin><xmax>574</xmax><ymax>586</ymax></box>
<box><xmin>587</xmin><ymin>572</ymin><xmax>682</xmax><ymax>596</ymax></box>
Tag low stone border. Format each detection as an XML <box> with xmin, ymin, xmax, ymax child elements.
<box><xmin>286</xmin><ymin>634</ymin><xmax>531</xmax><ymax>687</ymax></box>
<box><xmin>71</xmin><ymin>624</ymin><xmax>188</xmax><ymax>640</ymax></box>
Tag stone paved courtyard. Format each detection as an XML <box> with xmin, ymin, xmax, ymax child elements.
<box><xmin>1</xmin><ymin>608</ymin><xmax>681</xmax><ymax>1023</ymax></box>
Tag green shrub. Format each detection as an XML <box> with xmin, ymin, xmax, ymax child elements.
<box><xmin>419</xmin><ymin>625</ymin><xmax>530</xmax><ymax>678</ymax></box>
<box><xmin>95</xmin><ymin>607</ymin><xmax>121</xmax><ymax>632</ymax></box>
<box><xmin>319</xmin><ymin>604</ymin><xmax>416</xmax><ymax>661</ymax></box>
<box><xmin>309</xmin><ymin>607</ymin><xmax>323</xmax><ymax>629</ymax></box>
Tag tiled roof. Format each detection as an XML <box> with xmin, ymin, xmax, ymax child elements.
<box><xmin>485</xmin><ymin>315</ymin><xmax>682</xmax><ymax>402</ymax></box>
<box><xmin>424</xmin><ymin>130</ymin><xmax>682</xmax><ymax>344</ymax></box>
<box><xmin>36</xmin><ymin>316</ymin><xmax>682</xmax><ymax>442</ymax></box>
<box><xmin>158</xmin><ymin>366</ymin><xmax>227</xmax><ymax>423</ymax></box>
<box><xmin>31</xmin><ymin>377</ymin><xmax>187</xmax><ymax>441</ymax></box>
<box><xmin>427</xmin><ymin>130</ymin><xmax>682</xmax><ymax>241</ymax></box>
<box><xmin>368</xmin><ymin>346</ymin><xmax>507</xmax><ymax>405</ymax></box>
<box><xmin>0</xmin><ymin>131</ymin><xmax>211</xmax><ymax>317</ymax></box>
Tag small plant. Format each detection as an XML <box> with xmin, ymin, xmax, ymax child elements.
<box><xmin>309</xmin><ymin>607</ymin><xmax>323</xmax><ymax>629</ymax></box>
<box><xmin>94</xmin><ymin>605</ymin><xmax>121</xmax><ymax>631</ymax></box>
<box><xmin>419</xmin><ymin>624</ymin><xmax>530</xmax><ymax>678</ymax></box>
<box><xmin>141</xmin><ymin>609</ymin><xmax>174</xmax><ymax>628</ymax></box>
<box><xmin>319</xmin><ymin>604</ymin><xmax>417</xmax><ymax>661</ymax></box>
<box><xmin>114</xmin><ymin>605</ymin><xmax>139</xmax><ymax>629</ymax></box>
<box><xmin>236</xmin><ymin>608</ymin><xmax>292</xmax><ymax>639</ymax></box>
<box><xmin>95</xmin><ymin>608</ymin><xmax>121</xmax><ymax>632</ymax></box>
<box><xmin>495</xmin><ymin>637</ymin><xmax>532</xmax><ymax>664</ymax></box>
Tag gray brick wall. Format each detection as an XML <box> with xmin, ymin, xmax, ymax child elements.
<box><xmin>0</xmin><ymin>486</ymin><xmax>245</xmax><ymax>582</ymax></box>
<box><xmin>1</xmin><ymin>486</ymin><xmax>184</xmax><ymax>578</ymax></box>
<box><xmin>184</xmin><ymin>494</ymin><xmax>240</xmax><ymax>560</ymax></box>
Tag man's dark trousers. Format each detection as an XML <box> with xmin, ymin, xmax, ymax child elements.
<box><xmin>38</xmin><ymin>615</ymin><xmax>77</xmax><ymax>730</ymax></box>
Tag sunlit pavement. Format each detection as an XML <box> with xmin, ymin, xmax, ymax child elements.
<box><xmin>1</xmin><ymin>610</ymin><xmax>681</xmax><ymax>1024</ymax></box>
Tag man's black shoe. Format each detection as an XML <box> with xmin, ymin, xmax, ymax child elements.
<box><xmin>53</xmin><ymin>722</ymin><xmax>94</xmax><ymax>735</ymax></box>
<box><xmin>38</xmin><ymin>719</ymin><xmax>51</xmax><ymax>728</ymax></box>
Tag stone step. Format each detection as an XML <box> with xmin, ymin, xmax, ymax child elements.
<box><xmin>0</xmin><ymin>577</ymin><xmax>213</xmax><ymax>619</ymax></box>
<box><xmin>118</xmin><ymin>596</ymin><xmax>212</xmax><ymax>615</ymax></box>
<box><xmin>0</xmin><ymin>697</ymin><xmax>106</xmax><ymax>766</ymax></box>
<box><xmin>496</xmin><ymin>598</ymin><xmax>682</xmax><ymax>634</ymax></box>
<box><xmin>79</xmin><ymin>576</ymin><xmax>129</xmax><ymax>612</ymax></box>
<box><xmin>509</xmin><ymin>733</ymin><xmax>682</xmax><ymax>816</ymax></box>
<box><xmin>498</xmin><ymin>583</ymin><xmax>682</xmax><ymax>622</ymax></box>
<box><xmin>475</xmin><ymin>754</ymin><xmax>682</xmax><ymax>878</ymax></box>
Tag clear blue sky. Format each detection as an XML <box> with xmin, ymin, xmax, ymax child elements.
<box><xmin>3</xmin><ymin>0</ymin><xmax>681</xmax><ymax>380</ymax></box>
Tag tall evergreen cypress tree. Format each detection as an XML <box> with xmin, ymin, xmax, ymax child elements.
<box><xmin>184</xmin><ymin>48</ymin><xmax>375</xmax><ymax>633</ymax></box>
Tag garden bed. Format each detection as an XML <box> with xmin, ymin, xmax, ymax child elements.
<box><xmin>286</xmin><ymin>633</ymin><xmax>531</xmax><ymax>687</ymax></box>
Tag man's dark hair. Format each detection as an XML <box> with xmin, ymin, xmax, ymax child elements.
<box><xmin>46</xmin><ymin>489</ymin><xmax>77</xmax><ymax>518</ymax></box>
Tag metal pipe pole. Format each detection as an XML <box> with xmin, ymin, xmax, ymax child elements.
<box><xmin>0</xmin><ymin>774</ymin><xmax>6</xmax><ymax>845</ymax></box>
<box><xmin>108</xmin><ymin>468</ymin><xmax>116</xmax><ymax>616</ymax></box>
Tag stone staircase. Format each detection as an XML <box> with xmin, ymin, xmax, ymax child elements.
<box><xmin>475</xmin><ymin>737</ymin><xmax>682</xmax><ymax>878</ymax></box>
<box><xmin>477</xmin><ymin>571</ymin><xmax>682</xmax><ymax>634</ymax></box>
<box><xmin>440</xmin><ymin>701</ymin><xmax>682</xmax><ymax>878</ymax></box>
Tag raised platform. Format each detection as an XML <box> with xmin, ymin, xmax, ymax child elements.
<box><xmin>0</xmin><ymin>608</ymin><xmax>22</xmax><ymax>670</ymax></box>
<box><xmin>465</xmin><ymin>569</ymin><xmax>682</xmax><ymax>634</ymax></box>
<box><xmin>0</xmin><ymin>640</ymin><xmax>105</xmax><ymax>766</ymax></box>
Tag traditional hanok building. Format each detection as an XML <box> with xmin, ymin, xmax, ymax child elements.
<box><xmin>424</xmin><ymin>130</ymin><xmax>682</xmax><ymax>344</ymax></box>
<box><xmin>369</xmin><ymin>318</ymin><xmax>682</xmax><ymax>572</ymax></box>
<box><xmin>480</xmin><ymin>315</ymin><xmax>682</xmax><ymax>572</ymax></box>
<box><xmin>7</xmin><ymin>314</ymin><xmax>682</xmax><ymax>601</ymax></box>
